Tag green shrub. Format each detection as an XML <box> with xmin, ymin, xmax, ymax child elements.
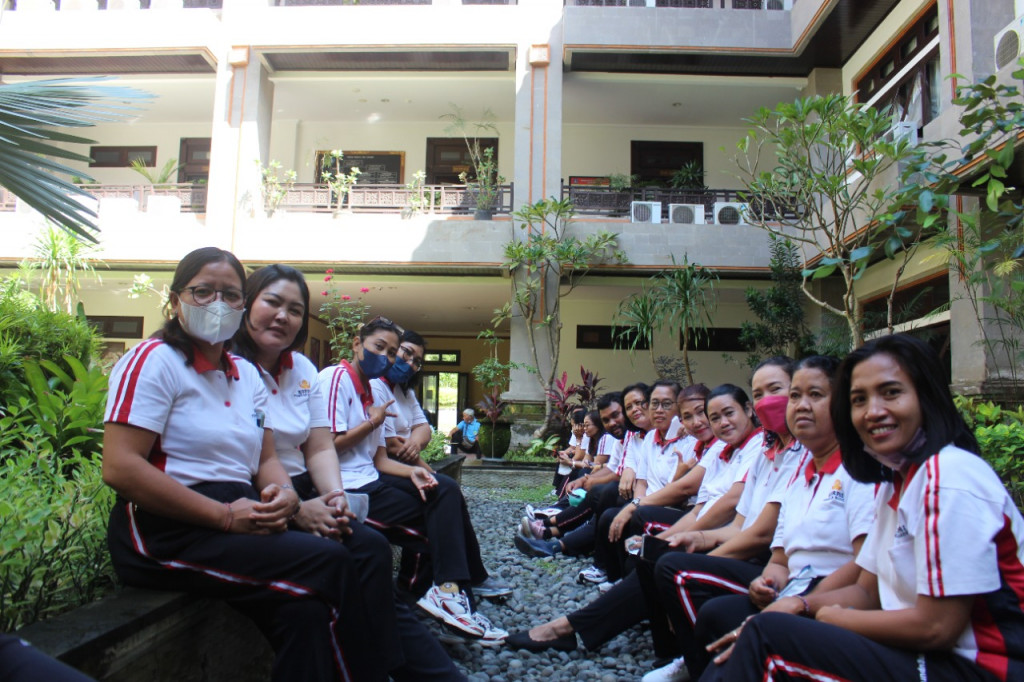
<box><xmin>0</xmin><ymin>353</ymin><xmax>114</xmax><ymax>630</ymax></box>
<box><xmin>422</xmin><ymin>429</ymin><xmax>449</xmax><ymax>463</ymax></box>
<box><xmin>0</xmin><ymin>282</ymin><xmax>99</xmax><ymax>404</ymax></box>
<box><xmin>0</xmin><ymin>433</ymin><xmax>114</xmax><ymax>631</ymax></box>
<box><xmin>956</xmin><ymin>396</ymin><xmax>1024</xmax><ymax>510</ymax></box>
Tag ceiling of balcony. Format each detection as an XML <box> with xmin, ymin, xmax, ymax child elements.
<box><xmin>98</xmin><ymin>71</ymin><xmax>803</xmax><ymax>128</ymax></box>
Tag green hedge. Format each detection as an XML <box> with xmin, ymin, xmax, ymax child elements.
<box><xmin>957</xmin><ymin>396</ymin><xmax>1024</xmax><ymax>511</ymax></box>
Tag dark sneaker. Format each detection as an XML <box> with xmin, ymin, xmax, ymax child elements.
<box><xmin>505</xmin><ymin>630</ymin><xmax>577</xmax><ymax>652</ymax></box>
<box><xmin>472</xmin><ymin>576</ymin><xmax>512</xmax><ymax>599</ymax></box>
<box><xmin>514</xmin><ymin>534</ymin><xmax>560</xmax><ymax>558</ymax></box>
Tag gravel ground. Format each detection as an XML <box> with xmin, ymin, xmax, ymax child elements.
<box><xmin>421</xmin><ymin>485</ymin><xmax>658</xmax><ymax>682</ymax></box>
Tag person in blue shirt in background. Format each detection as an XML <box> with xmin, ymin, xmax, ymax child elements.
<box><xmin>450</xmin><ymin>408</ymin><xmax>482</xmax><ymax>459</ymax></box>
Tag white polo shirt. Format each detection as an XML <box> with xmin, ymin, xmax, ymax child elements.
<box><xmin>637</xmin><ymin>417</ymin><xmax>685</xmax><ymax>495</ymax></box>
<box><xmin>371</xmin><ymin>377</ymin><xmax>428</xmax><ymax>440</ymax></box>
<box><xmin>255</xmin><ymin>352</ymin><xmax>328</xmax><ymax>479</ymax></box>
<box><xmin>773</xmin><ymin>450</ymin><xmax>875</xmax><ymax>579</ymax></box>
<box><xmin>601</xmin><ymin>434</ymin><xmax>625</xmax><ymax>473</ymax></box>
<box><xmin>616</xmin><ymin>431</ymin><xmax>643</xmax><ymax>476</ymax></box>
<box><xmin>734</xmin><ymin>438</ymin><xmax>805</xmax><ymax>531</ymax></box>
<box><xmin>317</xmin><ymin>360</ymin><xmax>385</xmax><ymax>490</ymax></box>
<box><xmin>105</xmin><ymin>338</ymin><xmax>269</xmax><ymax>488</ymax></box>
<box><xmin>695</xmin><ymin>428</ymin><xmax>764</xmax><ymax>518</ymax></box>
<box><xmin>857</xmin><ymin>445</ymin><xmax>1024</xmax><ymax>679</ymax></box>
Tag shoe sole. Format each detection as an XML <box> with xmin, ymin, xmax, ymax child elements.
<box><xmin>576</xmin><ymin>572</ymin><xmax>607</xmax><ymax>585</ymax></box>
<box><xmin>514</xmin><ymin>534</ymin><xmax>555</xmax><ymax>558</ymax></box>
<box><xmin>474</xmin><ymin>590</ymin><xmax>512</xmax><ymax>600</ymax></box>
<box><xmin>417</xmin><ymin>597</ymin><xmax>485</xmax><ymax>638</ymax></box>
<box><xmin>520</xmin><ymin>517</ymin><xmax>533</xmax><ymax>538</ymax></box>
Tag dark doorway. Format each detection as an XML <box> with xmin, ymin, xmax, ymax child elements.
<box><xmin>630</xmin><ymin>140</ymin><xmax>703</xmax><ymax>185</ymax></box>
<box><xmin>425</xmin><ymin>138</ymin><xmax>498</xmax><ymax>184</ymax></box>
<box><xmin>178</xmin><ymin>138</ymin><xmax>211</xmax><ymax>183</ymax></box>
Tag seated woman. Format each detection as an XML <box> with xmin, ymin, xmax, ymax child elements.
<box><xmin>703</xmin><ymin>334</ymin><xmax>1024</xmax><ymax>682</ymax></box>
<box><xmin>371</xmin><ymin>328</ymin><xmax>510</xmax><ymax>601</ymax></box>
<box><xmin>103</xmin><ymin>247</ymin><xmax>382</xmax><ymax>681</ymax></box>
<box><xmin>317</xmin><ymin>318</ymin><xmax>507</xmax><ymax>643</ymax></box>
<box><xmin>643</xmin><ymin>355</ymin><xmax>874</xmax><ymax>682</ymax></box>
<box><xmin>232</xmin><ymin>265</ymin><xmax>465</xmax><ymax>681</ymax></box>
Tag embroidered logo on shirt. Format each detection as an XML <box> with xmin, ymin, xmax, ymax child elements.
<box><xmin>294</xmin><ymin>379</ymin><xmax>311</xmax><ymax>398</ymax></box>
<box><xmin>826</xmin><ymin>479</ymin><xmax>845</xmax><ymax>502</ymax></box>
<box><xmin>253</xmin><ymin>409</ymin><xmax>266</xmax><ymax>429</ymax></box>
<box><xmin>895</xmin><ymin>524</ymin><xmax>909</xmax><ymax>540</ymax></box>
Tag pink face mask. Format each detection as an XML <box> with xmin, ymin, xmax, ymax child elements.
<box><xmin>754</xmin><ymin>394</ymin><xmax>789</xmax><ymax>437</ymax></box>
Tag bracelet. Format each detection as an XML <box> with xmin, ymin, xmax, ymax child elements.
<box><xmin>281</xmin><ymin>484</ymin><xmax>295</xmax><ymax>492</ymax></box>
<box><xmin>222</xmin><ymin>502</ymin><xmax>233</xmax><ymax>532</ymax></box>
<box><xmin>698</xmin><ymin>530</ymin><xmax>706</xmax><ymax>550</ymax></box>
<box><xmin>798</xmin><ymin>596</ymin><xmax>811</xmax><ymax>616</ymax></box>
<box><xmin>328</xmin><ymin>488</ymin><xmax>344</xmax><ymax>495</ymax></box>
<box><xmin>366</xmin><ymin>419</ymin><xmax>377</xmax><ymax>431</ymax></box>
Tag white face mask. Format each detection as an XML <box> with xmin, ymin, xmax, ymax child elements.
<box><xmin>178</xmin><ymin>300</ymin><xmax>245</xmax><ymax>344</ymax></box>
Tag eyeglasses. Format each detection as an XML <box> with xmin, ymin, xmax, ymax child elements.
<box><xmin>649</xmin><ymin>400</ymin><xmax>677</xmax><ymax>411</ymax></box>
<box><xmin>181</xmin><ymin>286</ymin><xmax>245</xmax><ymax>310</ymax></box>
<box><xmin>366</xmin><ymin>314</ymin><xmax>404</xmax><ymax>333</ymax></box>
<box><xmin>398</xmin><ymin>345</ymin><xmax>423</xmax><ymax>370</ymax></box>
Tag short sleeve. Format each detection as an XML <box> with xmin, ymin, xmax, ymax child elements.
<box><xmin>845</xmin><ymin>478</ymin><xmax>877</xmax><ymax>541</ymax></box>
<box><xmin>913</xmin><ymin>459</ymin><xmax>1005</xmax><ymax>597</ymax></box>
<box><xmin>105</xmin><ymin>341</ymin><xmax>178</xmax><ymax>435</ymax></box>
<box><xmin>371</xmin><ymin>380</ymin><xmax>397</xmax><ymax>438</ymax></box>
<box><xmin>318</xmin><ymin>366</ymin><xmax>351</xmax><ymax>433</ymax></box>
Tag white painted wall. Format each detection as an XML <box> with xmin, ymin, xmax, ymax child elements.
<box><xmin>562</xmin><ymin>123</ymin><xmax>750</xmax><ymax>190</ymax></box>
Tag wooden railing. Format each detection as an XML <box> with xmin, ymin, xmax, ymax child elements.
<box><xmin>277</xmin><ymin>182</ymin><xmax>514</xmax><ymax>215</ymax></box>
<box><xmin>566</xmin><ymin>0</ymin><xmax>789</xmax><ymax>8</ymax></box>
<box><xmin>75</xmin><ymin>183</ymin><xmax>209</xmax><ymax>213</ymax></box>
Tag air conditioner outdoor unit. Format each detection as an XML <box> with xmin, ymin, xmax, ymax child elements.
<box><xmin>714</xmin><ymin>202</ymin><xmax>747</xmax><ymax>225</ymax></box>
<box><xmin>994</xmin><ymin>15</ymin><xmax>1024</xmax><ymax>71</ymax></box>
<box><xmin>764</xmin><ymin>0</ymin><xmax>793</xmax><ymax>9</ymax></box>
<box><xmin>886</xmin><ymin>121</ymin><xmax>919</xmax><ymax>147</ymax></box>
<box><xmin>668</xmin><ymin>204</ymin><xmax>706</xmax><ymax>225</ymax></box>
<box><xmin>631</xmin><ymin>201</ymin><xmax>662</xmax><ymax>224</ymax></box>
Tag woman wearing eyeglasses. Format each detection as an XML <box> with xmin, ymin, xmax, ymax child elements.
<box><xmin>103</xmin><ymin>247</ymin><xmax>382</xmax><ymax>682</ymax></box>
<box><xmin>318</xmin><ymin>318</ymin><xmax>508</xmax><ymax>644</ymax></box>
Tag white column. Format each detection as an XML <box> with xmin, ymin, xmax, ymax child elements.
<box><xmin>206</xmin><ymin>43</ymin><xmax>275</xmax><ymax>251</ymax></box>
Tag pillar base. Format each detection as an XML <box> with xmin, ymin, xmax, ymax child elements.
<box><xmin>504</xmin><ymin>399</ymin><xmax>547</xmax><ymax>447</ymax></box>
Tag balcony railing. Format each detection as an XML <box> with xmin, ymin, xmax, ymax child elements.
<box><xmin>20</xmin><ymin>0</ymin><xmax>516</xmax><ymax>10</ymax></box>
<box><xmin>77</xmin><ymin>184</ymin><xmax>209</xmax><ymax>213</ymax></box>
<box><xmin>276</xmin><ymin>183</ymin><xmax>514</xmax><ymax>215</ymax></box>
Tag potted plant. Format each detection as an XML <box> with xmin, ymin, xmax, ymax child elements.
<box><xmin>459</xmin><ymin>146</ymin><xmax>504</xmax><ymax>220</ymax></box>
<box><xmin>257</xmin><ymin>160</ymin><xmax>297</xmax><ymax>217</ymax></box>
<box><xmin>471</xmin><ymin>329</ymin><xmax>516</xmax><ymax>458</ymax></box>
<box><xmin>442</xmin><ymin>106</ymin><xmax>504</xmax><ymax>220</ymax></box>
<box><xmin>321</xmin><ymin>150</ymin><xmax>361</xmax><ymax>217</ymax></box>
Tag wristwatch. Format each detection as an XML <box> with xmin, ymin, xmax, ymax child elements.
<box><xmin>630</xmin><ymin>497</ymin><xmax>641</xmax><ymax>507</ymax></box>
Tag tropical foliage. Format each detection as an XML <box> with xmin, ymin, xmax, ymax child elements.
<box><xmin>0</xmin><ymin>77</ymin><xmax>150</xmax><ymax>240</ymax></box>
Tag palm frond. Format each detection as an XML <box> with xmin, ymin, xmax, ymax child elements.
<box><xmin>0</xmin><ymin>78</ymin><xmax>152</xmax><ymax>242</ymax></box>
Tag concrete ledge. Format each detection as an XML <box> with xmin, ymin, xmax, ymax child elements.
<box><xmin>17</xmin><ymin>588</ymin><xmax>272</xmax><ymax>682</ymax></box>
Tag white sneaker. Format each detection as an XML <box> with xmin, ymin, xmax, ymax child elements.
<box><xmin>471</xmin><ymin>612</ymin><xmax>508</xmax><ymax>646</ymax></box>
<box><xmin>525</xmin><ymin>503</ymin><xmax>537</xmax><ymax>519</ymax></box>
<box><xmin>417</xmin><ymin>584</ymin><xmax>485</xmax><ymax>638</ymax></box>
<box><xmin>597</xmin><ymin>579</ymin><xmax>619</xmax><ymax>594</ymax></box>
<box><xmin>576</xmin><ymin>565</ymin><xmax>607</xmax><ymax>585</ymax></box>
<box><xmin>642</xmin><ymin>656</ymin><xmax>690</xmax><ymax>682</ymax></box>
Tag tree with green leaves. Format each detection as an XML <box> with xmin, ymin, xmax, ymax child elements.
<box><xmin>738</xmin><ymin>234</ymin><xmax>816</xmax><ymax>365</ymax></box>
<box><xmin>0</xmin><ymin>78</ymin><xmax>150</xmax><ymax>241</ymax></box>
<box><xmin>492</xmin><ymin>197</ymin><xmax>626</xmax><ymax>431</ymax></box>
<box><xmin>615</xmin><ymin>255</ymin><xmax>718</xmax><ymax>385</ymax></box>
<box><xmin>25</xmin><ymin>223</ymin><xmax>102</xmax><ymax>314</ymax></box>
<box><xmin>909</xmin><ymin>59</ymin><xmax>1024</xmax><ymax>390</ymax></box>
<box><xmin>734</xmin><ymin>93</ymin><xmax>934</xmax><ymax>347</ymax></box>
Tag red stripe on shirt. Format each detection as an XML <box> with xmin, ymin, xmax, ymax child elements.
<box><xmin>972</xmin><ymin>593</ymin><xmax>1010</xmax><ymax>681</ymax></box>
<box><xmin>110</xmin><ymin>339</ymin><xmax>162</xmax><ymax>423</ymax></box>
<box><xmin>328</xmin><ymin>366</ymin><xmax>344</xmax><ymax>432</ymax></box>
<box><xmin>149</xmin><ymin>435</ymin><xmax>167</xmax><ymax>472</ymax></box>
<box><xmin>924</xmin><ymin>456</ymin><xmax>943</xmax><ymax>596</ymax></box>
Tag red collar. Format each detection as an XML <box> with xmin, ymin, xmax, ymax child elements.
<box><xmin>341</xmin><ymin>360</ymin><xmax>373</xmax><ymax>410</ymax></box>
<box><xmin>887</xmin><ymin>461</ymin><xmax>924</xmax><ymax>510</ymax></box>
<box><xmin>273</xmin><ymin>351</ymin><xmax>294</xmax><ymax>382</ymax></box>
<box><xmin>694</xmin><ymin>437</ymin><xmax>716</xmax><ymax>461</ymax></box>
<box><xmin>720</xmin><ymin>427</ymin><xmax>763</xmax><ymax>462</ymax></box>
<box><xmin>654</xmin><ymin>428</ymin><xmax>681</xmax><ymax>449</ymax></box>
<box><xmin>804</xmin><ymin>449</ymin><xmax>842</xmax><ymax>484</ymax></box>
<box><xmin>189</xmin><ymin>344</ymin><xmax>239</xmax><ymax>380</ymax></box>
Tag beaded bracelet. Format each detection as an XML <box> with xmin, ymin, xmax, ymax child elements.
<box><xmin>798</xmin><ymin>596</ymin><xmax>811</xmax><ymax>616</ymax></box>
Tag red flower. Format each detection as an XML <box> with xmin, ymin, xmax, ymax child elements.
<box><xmin>360</xmin><ymin>287</ymin><xmax>370</xmax><ymax>293</ymax></box>
<box><xmin>324</xmin><ymin>275</ymin><xmax>332</xmax><ymax>282</ymax></box>
<box><xmin>341</xmin><ymin>295</ymin><xmax>351</xmax><ymax>301</ymax></box>
<box><xmin>326</xmin><ymin>268</ymin><xmax>335</xmax><ymax>274</ymax></box>
<box><xmin>321</xmin><ymin>290</ymin><xmax>328</xmax><ymax>296</ymax></box>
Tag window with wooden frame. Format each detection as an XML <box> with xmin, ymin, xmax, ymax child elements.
<box><xmin>680</xmin><ymin>327</ymin><xmax>745</xmax><ymax>352</ymax></box>
<box><xmin>89</xmin><ymin>146</ymin><xmax>157</xmax><ymax>168</ymax></box>
<box><xmin>577</xmin><ymin>325</ymin><xmax>649</xmax><ymax>351</ymax></box>
<box><xmin>87</xmin><ymin>316</ymin><xmax>145</xmax><ymax>339</ymax></box>
<box><xmin>855</xmin><ymin>4</ymin><xmax>941</xmax><ymax>130</ymax></box>
<box><xmin>423</xmin><ymin>350</ymin><xmax>461</xmax><ymax>366</ymax></box>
